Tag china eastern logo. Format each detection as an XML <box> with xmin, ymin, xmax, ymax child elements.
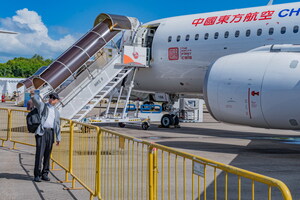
<box><xmin>278</xmin><ymin>8</ymin><xmax>300</xmax><ymax>17</ymax></box>
<box><xmin>132</xmin><ymin>52</ymin><xmax>139</xmax><ymax>59</ymax></box>
<box><xmin>192</xmin><ymin>11</ymin><xmax>275</xmax><ymax>27</ymax></box>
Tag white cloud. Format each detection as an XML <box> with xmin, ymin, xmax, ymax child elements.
<box><xmin>0</xmin><ymin>8</ymin><xmax>77</xmax><ymax>62</ymax></box>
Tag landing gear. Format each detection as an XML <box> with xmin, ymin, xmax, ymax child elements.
<box><xmin>171</xmin><ymin>114</ymin><xmax>179</xmax><ymax>126</ymax></box>
<box><xmin>160</xmin><ymin>114</ymin><xmax>180</xmax><ymax>128</ymax></box>
<box><xmin>161</xmin><ymin>114</ymin><xmax>173</xmax><ymax>128</ymax></box>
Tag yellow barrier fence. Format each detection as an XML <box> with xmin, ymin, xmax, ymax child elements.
<box><xmin>3</xmin><ymin>109</ymin><xmax>293</xmax><ymax>200</ymax></box>
<box><xmin>99</xmin><ymin>128</ymin><xmax>149</xmax><ymax>200</ymax></box>
<box><xmin>0</xmin><ymin>108</ymin><xmax>9</xmax><ymax>147</ymax></box>
<box><xmin>51</xmin><ymin>118</ymin><xmax>71</xmax><ymax>179</ymax></box>
<box><xmin>10</xmin><ymin>109</ymin><xmax>35</xmax><ymax>148</ymax></box>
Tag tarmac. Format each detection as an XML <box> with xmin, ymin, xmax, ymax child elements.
<box><xmin>1</xmin><ymin>101</ymin><xmax>300</xmax><ymax>199</ymax></box>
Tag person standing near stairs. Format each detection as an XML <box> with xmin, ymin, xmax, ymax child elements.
<box><xmin>30</xmin><ymin>91</ymin><xmax>61</xmax><ymax>182</ymax></box>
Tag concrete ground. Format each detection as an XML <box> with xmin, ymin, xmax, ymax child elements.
<box><xmin>1</xmin><ymin>101</ymin><xmax>300</xmax><ymax>199</ymax></box>
<box><xmin>0</xmin><ymin>143</ymin><xmax>91</xmax><ymax>200</ymax></box>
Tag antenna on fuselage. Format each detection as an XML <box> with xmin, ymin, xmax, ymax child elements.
<box><xmin>267</xmin><ymin>0</ymin><xmax>273</xmax><ymax>5</ymax></box>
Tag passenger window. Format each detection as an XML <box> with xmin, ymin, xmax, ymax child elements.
<box><xmin>176</xmin><ymin>35</ymin><xmax>181</xmax><ymax>42</ymax></box>
<box><xmin>293</xmin><ymin>25</ymin><xmax>299</xmax><ymax>33</ymax></box>
<box><xmin>246</xmin><ymin>29</ymin><xmax>251</xmax><ymax>37</ymax></box>
<box><xmin>204</xmin><ymin>33</ymin><xmax>209</xmax><ymax>40</ymax></box>
<box><xmin>195</xmin><ymin>34</ymin><xmax>199</xmax><ymax>40</ymax></box>
<box><xmin>185</xmin><ymin>34</ymin><xmax>190</xmax><ymax>41</ymax></box>
<box><xmin>235</xmin><ymin>30</ymin><xmax>240</xmax><ymax>38</ymax></box>
<box><xmin>168</xmin><ymin>36</ymin><xmax>172</xmax><ymax>42</ymax></box>
<box><xmin>257</xmin><ymin>29</ymin><xmax>262</xmax><ymax>36</ymax></box>
<box><xmin>281</xmin><ymin>27</ymin><xmax>286</xmax><ymax>34</ymax></box>
<box><xmin>224</xmin><ymin>31</ymin><xmax>229</xmax><ymax>38</ymax></box>
<box><xmin>214</xmin><ymin>32</ymin><xmax>219</xmax><ymax>39</ymax></box>
<box><xmin>269</xmin><ymin>28</ymin><xmax>274</xmax><ymax>35</ymax></box>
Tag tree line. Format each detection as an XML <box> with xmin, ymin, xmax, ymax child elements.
<box><xmin>0</xmin><ymin>54</ymin><xmax>52</xmax><ymax>78</ymax></box>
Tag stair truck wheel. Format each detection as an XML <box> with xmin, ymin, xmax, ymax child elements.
<box><xmin>142</xmin><ymin>122</ymin><xmax>150</xmax><ymax>130</ymax></box>
<box><xmin>118</xmin><ymin>122</ymin><xmax>126</xmax><ymax>128</ymax></box>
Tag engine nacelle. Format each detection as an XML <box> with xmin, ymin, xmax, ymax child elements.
<box><xmin>204</xmin><ymin>48</ymin><xmax>300</xmax><ymax>129</ymax></box>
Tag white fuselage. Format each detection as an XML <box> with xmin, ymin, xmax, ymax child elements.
<box><xmin>134</xmin><ymin>2</ymin><xmax>300</xmax><ymax>94</ymax></box>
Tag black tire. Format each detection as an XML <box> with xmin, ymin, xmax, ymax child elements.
<box><xmin>142</xmin><ymin>122</ymin><xmax>150</xmax><ymax>130</ymax></box>
<box><xmin>161</xmin><ymin>114</ymin><xmax>174</xmax><ymax>128</ymax></box>
<box><xmin>170</xmin><ymin>114</ymin><xmax>179</xmax><ymax>126</ymax></box>
<box><xmin>118</xmin><ymin>122</ymin><xmax>126</xmax><ymax>128</ymax></box>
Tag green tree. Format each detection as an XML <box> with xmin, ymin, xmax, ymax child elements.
<box><xmin>0</xmin><ymin>55</ymin><xmax>52</xmax><ymax>78</ymax></box>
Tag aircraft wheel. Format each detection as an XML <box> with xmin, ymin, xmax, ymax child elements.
<box><xmin>118</xmin><ymin>122</ymin><xmax>126</xmax><ymax>128</ymax></box>
<box><xmin>161</xmin><ymin>114</ymin><xmax>174</xmax><ymax>128</ymax></box>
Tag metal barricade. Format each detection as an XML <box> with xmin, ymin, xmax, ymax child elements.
<box><xmin>99</xmin><ymin>128</ymin><xmax>149</xmax><ymax>200</ymax></box>
<box><xmin>69</xmin><ymin>121</ymin><xmax>100</xmax><ymax>199</ymax></box>
<box><xmin>97</xmin><ymin>128</ymin><xmax>292</xmax><ymax>200</ymax></box>
<box><xmin>144</xmin><ymin>142</ymin><xmax>292</xmax><ymax>200</ymax></box>
<box><xmin>51</xmin><ymin>118</ymin><xmax>71</xmax><ymax>174</ymax></box>
<box><xmin>10</xmin><ymin>109</ymin><xmax>35</xmax><ymax>148</ymax></box>
<box><xmin>0</xmin><ymin>107</ymin><xmax>293</xmax><ymax>200</ymax></box>
<box><xmin>0</xmin><ymin>108</ymin><xmax>10</xmax><ymax>146</ymax></box>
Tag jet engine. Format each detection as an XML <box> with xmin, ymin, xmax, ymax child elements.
<box><xmin>204</xmin><ymin>45</ymin><xmax>300</xmax><ymax>129</ymax></box>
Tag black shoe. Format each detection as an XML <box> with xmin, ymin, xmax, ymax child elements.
<box><xmin>33</xmin><ymin>176</ymin><xmax>41</xmax><ymax>182</ymax></box>
<box><xmin>41</xmin><ymin>175</ymin><xmax>50</xmax><ymax>181</ymax></box>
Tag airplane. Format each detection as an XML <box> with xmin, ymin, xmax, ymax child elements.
<box><xmin>25</xmin><ymin>1</ymin><xmax>300</xmax><ymax>130</ymax></box>
<box><xmin>132</xmin><ymin>1</ymin><xmax>300</xmax><ymax>130</ymax></box>
<box><xmin>0</xmin><ymin>30</ymin><xmax>17</xmax><ymax>34</ymax></box>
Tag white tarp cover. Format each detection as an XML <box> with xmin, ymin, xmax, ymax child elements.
<box><xmin>0</xmin><ymin>78</ymin><xmax>25</xmax><ymax>97</ymax></box>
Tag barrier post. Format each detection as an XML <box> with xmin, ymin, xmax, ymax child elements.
<box><xmin>96</xmin><ymin>128</ymin><xmax>102</xmax><ymax>199</ymax></box>
<box><xmin>7</xmin><ymin>109</ymin><xmax>15</xmax><ymax>149</ymax></box>
<box><xmin>149</xmin><ymin>146</ymin><xmax>154</xmax><ymax>200</ymax></box>
<box><xmin>63</xmin><ymin>120</ymin><xmax>75</xmax><ymax>189</ymax></box>
<box><xmin>0</xmin><ymin>109</ymin><xmax>8</xmax><ymax>146</ymax></box>
<box><xmin>153</xmin><ymin>147</ymin><xmax>158</xmax><ymax>200</ymax></box>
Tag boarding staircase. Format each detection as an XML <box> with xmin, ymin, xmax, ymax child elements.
<box><xmin>31</xmin><ymin>14</ymin><xmax>148</xmax><ymax>122</ymax></box>
<box><xmin>56</xmin><ymin>49</ymin><xmax>136</xmax><ymax>121</ymax></box>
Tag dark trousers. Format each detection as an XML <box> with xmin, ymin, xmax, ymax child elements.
<box><xmin>34</xmin><ymin>128</ymin><xmax>54</xmax><ymax>177</ymax></box>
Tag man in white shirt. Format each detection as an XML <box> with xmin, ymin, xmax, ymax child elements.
<box><xmin>31</xmin><ymin>91</ymin><xmax>61</xmax><ymax>182</ymax></box>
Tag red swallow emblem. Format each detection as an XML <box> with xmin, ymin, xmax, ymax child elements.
<box><xmin>251</xmin><ymin>91</ymin><xmax>260</xmax><ymax>96</ymax></box>
<box><xmin>133</xmin><ymin>52</ymin><xmax>139</xmax><ymax>59</ymax></box>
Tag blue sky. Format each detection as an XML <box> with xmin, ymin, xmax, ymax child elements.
<box><xmin>0</xmin><ymin>0</ymin><xmax>299</xmax><ymax>62</ymax></box>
